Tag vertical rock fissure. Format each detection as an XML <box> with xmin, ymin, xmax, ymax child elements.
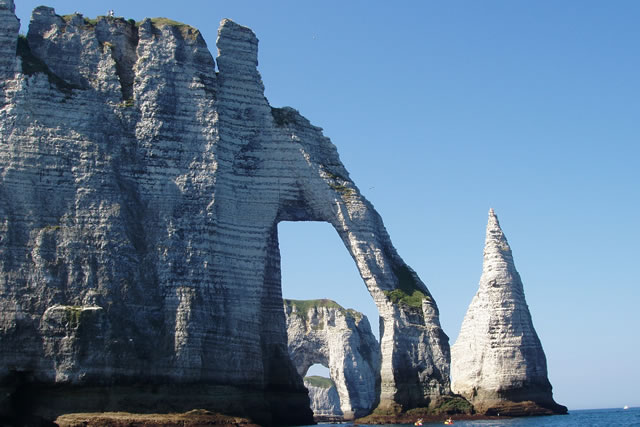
<box><xmin>95</xmin><ymin>17</ymin><xmax>139</xmax><ymax>101</ymax></box>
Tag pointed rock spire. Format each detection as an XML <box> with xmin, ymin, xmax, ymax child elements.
<box><xmin>451</xmin><ymin>209</ymin><xmax>566</xmax><ymax>415</ymax></box>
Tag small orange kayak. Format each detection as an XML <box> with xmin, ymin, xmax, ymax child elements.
<box><xmin>444</xmin><ymin>419</ymin><xmax>454</xmax><ymax>425</ymax></box>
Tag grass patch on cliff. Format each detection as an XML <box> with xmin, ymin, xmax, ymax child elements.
<box><xmin>285</xmin><ymin>298</ymin><xmax>342</xmax><ymax>314</ymax></box>
<box><xmin>61</xmin><ymin>14</ymin><xmax>97</xmax><ymax>25</ymax></box>
<box><xmin>284</xmin><ymin>298</ymin><xmax>363</xmax><ymax>323</ymax></box>
<box><xmin>304</xmin><ymin>376</ymin><xmax>335</xmax><ymax>389</ymax></box>
<box><xmin>328</xmin><ymin>182</ymin><xmax>355</xmax><ymax>197</ymax></box>
<box><xmin>118</xmin><ymin>98</ymin><xmax>134</xmax><ymax>108</ymax></box>
<box><xmin>383</xmin><ymin>263</ymin><xmax>431</xmax><ymax>309</ymax></box>
<box><xmin>146</xmin><ymin>18</ymin><xmax>201</xmax><ymax>40</ymax></box>
<box><xmin>322</xmin><ymin>170</ymin><xmax>356</xmax><ymax>197</ymax></box>
<box><xmin>62</xmin><ymin>306</ymin><xmax>84</xmax><ymax>328</ymax></box>
<box><xmin>16</xmin><ymin>35</ymin><xmax>78</xmax><ymax>94</ymax></box>
<box><xmin>384</xmin><ymin>289</ymin><xmax>428</xmax><ymax>309</ymax></box>
<box><xmin>81</xmin><ymin>17</ymin><xmax>99</xmax><ymax>27</ymax></box>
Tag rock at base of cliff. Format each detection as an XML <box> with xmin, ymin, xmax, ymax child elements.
<box><xmin>55</xmin><ymin>410</ymin><xmax>260</xmax><ymax>427</ymax></box>
<box><xmin>472</xmin><ymin>388</ymin><xmax>568</xmax><ymax>416</ymax></box>
<box><xmin>0</xmin><ymin>383</ymin><xmax>313</xmax><ymax>426</ymax></box>
<box><xmin>482</xmin><ymin>400</ymin><xmax>568</xmax><ymax>417</ymax></box>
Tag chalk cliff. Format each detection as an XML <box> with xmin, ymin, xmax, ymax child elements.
<box><xmin>0</xmin><ymin>2</ymin><xmax>450</xmax><ymax>423</ymax></box>
<box><xmin>284</xmin><ymin>299</ymin><xmax>380</xmax><ymax>419</ymax></box>
<box><xmin>303</xmin><ymin>376</ymin><xmax>343</xmax><ymax>420</ymax></box>
<box><xmin>450</xmin><ymin>209</ymin><xmax>566</xmax><ymax>415</ymax></box>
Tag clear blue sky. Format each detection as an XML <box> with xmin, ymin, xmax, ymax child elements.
<box><xmin>15</xmin><ymin>0</ymin><xmax>639</xmax><ymax>411</ymax></box>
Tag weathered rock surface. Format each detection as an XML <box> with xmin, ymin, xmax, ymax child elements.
<box><xmin>303</xmin><ymin>376</ymin><xmax>343</xmax><ymax>420</ymax></box>
<box><xmin>0</xmin><ymin>0</ymin><xmax>19</xmax><ymax>82</ymax></box>
<box><xmin>0</xmin><ymin>2</ymin><xmax>450</xmax><ymax>423</ymax></box>
<box><xmin>284</xmin><ymin>299</ymin><xmax>380</xmax><ymax>419</ymax></box>
<box><xmin>450</xmin><ymin>209</ymin><xmax>566</xmax><ymax>415</ymax></box>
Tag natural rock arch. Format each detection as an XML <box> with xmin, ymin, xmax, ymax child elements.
<box><xmin>303</xmin><ymin>375</ymin><xmax>343</xmax><ymax>420</ymax></box>
<box><xmin>284</xmin><ymin>299</ymin><xmax>380</xmax><ymax>419</ymax></box>
<box><xmin>0</xmin><ymin>3</ymin><xmax>450</xmax><ymax>422</ymax></box>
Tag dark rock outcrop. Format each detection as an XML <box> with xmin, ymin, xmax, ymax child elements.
<box><xmin>0</xmin><ymin>2</ymin><xmax>450</xmax><ymax>423</ymax></box>
<box><xmin>450</xmin><ymin>209</ymin><xmax>566</xmax><ymax>415</ymax></box>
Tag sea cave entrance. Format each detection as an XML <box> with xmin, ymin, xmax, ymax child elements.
<box><xmin>278</xmin><ymin>221</ymin><xmax>381</xmax><ymax>419</ymax></box>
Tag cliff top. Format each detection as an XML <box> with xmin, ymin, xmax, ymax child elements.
<box><xmin>304</xmin><ymin>376</ymin><xmax>335</xmax><ymax>389</ymax></box>
<box><xmin>284</xmin><ymin>299</ymin><xmax>363</xmax><ymax>321</ymax></box>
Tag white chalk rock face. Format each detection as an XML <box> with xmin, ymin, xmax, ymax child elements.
<box><xmin>285</xmin><ymin>299</ymin><xmax>380</xmax><ymax>419</ymax></box>
<box><xmin>451</xmin><ymin>209</ymin><xmax>566</xmax><ymax>415</ymax></box>
<box><xmin>0</xmin><ymin>0</ymin><xmax>18</xmax><ymax>82</ymax></box>
<box><xmin>303</xmin><ymin>376</ymin><xmax>343</xmax><ymax>419</ymax></box>
<box><xmin>0</xmin><ymin>5</ymin><xmax>450</xmax><ymax>423</ymax></box>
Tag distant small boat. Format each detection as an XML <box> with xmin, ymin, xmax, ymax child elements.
<box><xmin>624</xmin><ymin>405</ymin><xmax>629</xmax><ymax>410</ymax></box>
<box><xmin>414</xmin><ymin>419</ymin><xmax>423</xmax><ymax>426</ymax></box>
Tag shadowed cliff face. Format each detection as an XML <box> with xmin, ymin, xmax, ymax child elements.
<box><xmin>450</xmin><ymin>210</ymin><xmax>566</xmax><ymax>416</ymax></box>
<box><xmin>0</xmin><ymin>2</ymin><xmax>450</xmax><ymax>423</ymax></box>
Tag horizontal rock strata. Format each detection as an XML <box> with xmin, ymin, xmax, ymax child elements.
<box><xmin>0</xmin><ymin>2</ymin><xmax>450</xmax><ymax>423</ymax></box>
<box><xmin>450</xmin><ymin>209</ymin><xmax>566</xmax><ymax>415</ymax></box>
<box><xmin>285</xmin><ymin>299</ymin><xmax>380</xmax><ymax>419</ymax></box>
<box><xmin>303</xmin><ymin>376</ymin><xmax>343</xmax><ymax>420</ymax></box>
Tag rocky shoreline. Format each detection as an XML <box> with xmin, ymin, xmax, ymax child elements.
<box><xmin>54</xmin><ymin>410</ymin><xmax>259</xmax><ymax>427</ymax></box>
<box><xmin>50</xmin><ymin>407</ymin><xmax>564</xmax><ymax>427</ymax></box>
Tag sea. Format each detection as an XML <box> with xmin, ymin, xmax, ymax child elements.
<box><xmin>310</xmin><ymin>407</ymin><xmax>640</xmax><ymax>427</ymax></box>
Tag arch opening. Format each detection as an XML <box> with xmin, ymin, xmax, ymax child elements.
<box><xmin>303</xmin><ymin>363</ymin><xmax>343</xmax><ymax>419</ymax></box>
<box><xmin>279</xmin><ymin>221</ymin><xmax>382</xmax><ymax>420</ymax></box>
<box><xmin>278</xmin><ymin>221</ymin><xmax>380</xmax><ymax>338</ymax></box>
<box><xmin>306</xmin><ymin>363</ymin><xmax>330</xmax><ymax>378</ymax></box>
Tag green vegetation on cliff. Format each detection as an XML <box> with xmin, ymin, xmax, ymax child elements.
<box><xmin>285</xmin><ymin>298</ymin><xmax>363</xmax><ymax>323</ymax></box>
<box><xmin>62</xmin><ymin>306</ymin><xmax>84</xmax><ymax>328</ymax></box>
<box><xmin>321</xmin><ymin>169</ymin><xmax>356</xmax><ymax>197</ymax></box>
<box><xmin>384</xmin><ymin>288</ymin><xmax>429</xmax><ymax>309</ymax></box>
<box><xmin>304</xmin><ymin>376</ymin><xmax>335</xmax><ymax>389</ymax></box>
<box><xmin>383</xmin><ymin>263</ymin><xmax>432</xmax><ymax>309</ymax></box>
<box><xmin>145</xmin><ymin>18</ymin><xmax>201</xmax><ymax>40</ymax></box>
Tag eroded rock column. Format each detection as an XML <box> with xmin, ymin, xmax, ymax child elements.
<box><xmin>451</xmin><ymin>209</ymin><xmax>566</xmax><ymax>415</ymax></box>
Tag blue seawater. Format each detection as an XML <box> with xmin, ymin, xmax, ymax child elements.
<box><xmin>309</xmin><ymin>407</ymin><xmax>640</xmax><ymax>427</ymax></box>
